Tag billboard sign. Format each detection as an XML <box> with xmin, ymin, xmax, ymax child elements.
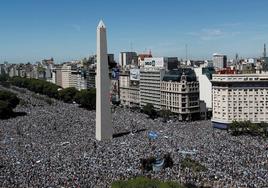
<box><xmin>111</xmin><ymin>68</ymin><xmax>119</xmax><ymax>80</ymax></box>
<box><xmin>130</xmin><ymin>69</ymin><xmax>140</xmax><ymax>81</ymax></box>
<box><xmin>110</xmin><ymin>80</ymin><xmax>120</xmax><ymax>103</ymax></box>
<box><xmin>144</xmin><ymin>58</ymin><xmax>165</xmax><ymax>68</ymax></box>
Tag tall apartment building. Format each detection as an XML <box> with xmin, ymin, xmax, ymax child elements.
<box><xmin>212</xmin><ymin>74</ymin><xmax>268</xmax><ymax>129</ymax></box>
<box><xmin>84</xmin><ymin>68</ymin><xmax>96</xmax><ymax>88</ymax></box>
<box><xmin>161</xmin><ymin>68</ymin><xmax>200</xmax><ymax>121</ymax></box>
<box><xmin>119</xmin><ymin>69</ymin><xmax>140</xmax><ymax>107</ymax></box>
<box><xmin>140</xmin><ymin>68</ymin><xmax>165</xmax><ymax>109</ymax></box>
<box><xmin>128</xmin><ymin>69</ymin><xmax>140</xmax><ymax>107</ymax></box>
<box><xmin>119</xmin><ymin>52</ymin><xmax>138</xmax><ymax>67</ymax></box>
<box><xmin>56</xmin><ymin>64</ymin><xmax>78</xmax><ymax>88</ymax></box>
<box><xmin>213</xmin><ymin>53</ymin><xmax>227</xmax><ymax>69</ymax></box>
<box><xmin>55</xmin><ymin>65</ymin><xmax>62</xmax><ymax>87</ymax></box>
<box><xmin>76</xmin><ymin>70</ymin><xmax>87</xmax><ymax>90</ymax></box>
<box><xmin>119</xmin><ymin>70</ymin><xmax>130</xmax><ymax>106</ymax></box>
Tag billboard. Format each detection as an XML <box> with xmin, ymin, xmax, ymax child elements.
<box><xmin>144</xmin><ymin>57</ymin><xmax>166</xmax><ymax>68</ymax></box>
<box><xmin>130</xmin><ymin>69</ymin><xmax>140</xmax><ymax>81</ymax></box>
<box><xmin>111</xmin><ymin>68</ymin><xmax>119</xmax><ymax>80</ymax></box>
<box><xmin>110</xmin><ymin>80</ymin><xmax>120</xmax><ymax>103</ymax></box>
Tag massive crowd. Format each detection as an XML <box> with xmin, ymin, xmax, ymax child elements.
<box><xmin>0</xmin><ymin>86</ymin><xmax>267</xmax><ymax>188</ymax></box>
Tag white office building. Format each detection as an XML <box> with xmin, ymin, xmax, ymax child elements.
<box><xmin>140</xmin><ymin>68</ymin><xmax>165</xmax><ymax>109</ymax></box>
<box><xmin>194</xmin><ymin>67</ymin><xmax>215</xmax><ymax>109</ymax></box>
<box><xmin>212</xmin><ymin>74</ymin><xmax>268</xmax><ymax>128</ymax></box>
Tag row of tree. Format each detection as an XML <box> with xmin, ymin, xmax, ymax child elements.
<box><xmin>0</xmin><ymin>90</ymin><xmax>20</xmax><ymax>119</ymax></box>
<box><xmin>10</xmin><ymin>77</ymin><xmax>59</xmax><ymax>98</ymax></box>
<box><xmin>58</xmin><ymin>87</ymin><xmax>96</xmax><ymax>110</ymax></box>
<box><xmin>7</xmin><ymin>77</ymin><xmax>96</xmax><ymax>110</ymax></box>
<box><xmin>229</xmin><ymin>120</ymin><xmax>268</xmax><ymax>137</ymax></box>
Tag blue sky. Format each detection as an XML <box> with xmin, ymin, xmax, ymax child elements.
<box><xmin>0</xmin><ymin>0</ymin><xmax>267</xmax><ymax>63</ymax></box>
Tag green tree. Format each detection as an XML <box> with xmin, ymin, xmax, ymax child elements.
<box><xmin>160</xmin><ymin>109</ymin><xmax>172</xmax><ymax>122</ymax></box>
<box><xmin>0</xmin><ymin>100</ymin><xmax>12</xmax><ymax>118</ymax></box>
<box><xmin>42</xmin><ymin>83</ymin><xmax>59</xmax><ymax>98</ymax></box>
<box><xmin>0</xmin><ymin>73</ymin><xmax>9</xmax><ymax>82</ymax></box>
<box><xmin>0</xmin><ymin>90</ymin><xmax>20</xmax><ymax>118</ymax></box>
<box><xmin>74</xmin><ymin>89</ymin><xmax>96</xmax><ymax>110</ymax></box>
<box><xmin>0</xmin><ymin>90</ymin><xmax>20</xmax><ymax>109</ymax></box>
<box><xmin>111</xmin><ymin>177</ymin><xmax>185</xmax><ymax>188</ymax></box>
<box><xmin>248</xmin><ymin>122</ymin><xmax>258</xmax><ymax>135</ymax></box>
<box><xmin>260</xmin><ymin>122</ymin><xmax>268</xmax><ymax>137</ymax></box>
<box><xmin>10</xmin><ymin>77</ymin><xmax>59</xmax><ymax>97</ymax></box>
<box><xmin>58</xmin><ymin>87</ymin><xmax>78</xmax><ymax>103</ymax></box>
<box><xmin>143</xmin><ymin>103</ymin><xmax>157</xmax><ymax>119</ymax></box>
<box><xmin>181</xmin><ymin>157</ymin><xmax>207</xmax><ymax>172</ymax></box>
<box><xmin>230</xmin><ymin>120</ymin><xmax>239</xmax><ymax>135</ymax></box>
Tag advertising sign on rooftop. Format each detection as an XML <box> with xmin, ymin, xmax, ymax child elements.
<box><xmin>130</xmin><ymin>69</ymin><xmax>140</xmax><ymax>81</ymax></box>
<box><xmin>144</xmin><ymin>57</ymin><xmax>166</xmax><ymax>68</ymax></box>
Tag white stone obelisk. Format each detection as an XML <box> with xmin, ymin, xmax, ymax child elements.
<box><xmin>96</xmin><ymin>20</ymin><xmax>113</xmax><ymax>141</ymax></box>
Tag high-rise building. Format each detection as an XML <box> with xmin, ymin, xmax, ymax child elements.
<box><xmin>96</xmin><ymin>20</ymin><xmax>113</xmax><ymax>140</ymax></box>
<box><xmin>119</xmin><ymin>69</ymin><xmax>140</xmax><ymax>107</ymax></box>
<box><xmin>140</xmin><ymin>68</ymin><xmax>165</xmax><ymax>109</ymax></box>
<box><xmin>55</xmin><ymin>65</ymin><xmax>63</xmax><ymax>87</ymax></box>
<box><xmin>86</xmin><ymin>68</ymin><xmax>96</xmax><ymax>88</ymax></box>
<box><xmin>212</xmin><ymin>53</ymin><xmax>227</xmax><ymax>69</ymax></box>
<box><xmin>60</xmin><ymin>64</ymin><xmax>78</xmax><ymax>89</ymax></box>
<box><xmin>76</xmin><ymin>69</ymin><xmax>87</xmax><ymax>90</ymax></box>
<box><xmin>119</xmin><ymin>52</ymin><xmax>138</xmax><ymax>67</ymax></box>
<box><xmin>119</xmin><ymin>70</ymin><xmax>130</xmax><ymax>106</ymax></box>
<box><xmin>212</xmin><ymin>74</ymin><xmax>268</xmax><ymax>129</ymax></box>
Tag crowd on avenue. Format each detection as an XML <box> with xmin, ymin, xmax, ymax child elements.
<box><xmin>0</xmin><ymin>86</ymin><xmax>268</xmax><ymax>188</ymax></box>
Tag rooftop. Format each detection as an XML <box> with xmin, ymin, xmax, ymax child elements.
<box><xmin>163</xmin><ymin>68</ymin><xmax>197</xmax><ymax>82</ymax></box>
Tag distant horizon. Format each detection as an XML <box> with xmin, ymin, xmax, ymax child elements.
<box><xmin>0</xmin><ymin>0</ymin><xmax>267</xmax><ymax>63</ymax></box>
<box><xmin>1</xmin><ymin>50</ymin><xmax>266</xmax><ymax>65</ymax></box>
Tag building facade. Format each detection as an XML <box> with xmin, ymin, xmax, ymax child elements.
<box><xmin>119</xmin><ymin>52</ymin><xmax>138</xmax><ymax>67</ymax></box>
<box><xmin>140</xmin><ymin>68</ymin><xmax>165</xmax><ymax>109</ymax></box>
<box><xmin>194</xmin><ymin>67</ymin><xmax>215</xmax><ymax>110</ymax></box>
<box><xmin>213</xmin><ymin>53</ymin><xmax>227</xmax><ymax>69</ymax></box>
<box><xmin>119</xmin><ymin>70</ymin><xmax>130</xmax><ymax>106</ymax></box>
<box><xmin>160</xmin><ymin>69</ymin><xmax>200</xmax><ymax>121</ymax></box>
<box><xmin>119</xmin><ymin>69</ymin><xmax>140</xmax><ymax>107</ymax></box>
<box><xmin>57</xmin><ymin>64</ymin><xmax>78</xmax><ymax>88</ymax></box>
<box><xmin>212</xmin><ymin>74</ymin><xmax>268</xmax><ymax>128</ymax></box>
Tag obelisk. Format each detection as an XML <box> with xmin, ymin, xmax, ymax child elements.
<box><xmin>96</xmin><ymin>20</ymin><xmax>113</xmax><ymax>140</ymax></box>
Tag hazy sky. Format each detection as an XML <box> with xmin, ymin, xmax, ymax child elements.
<box><xmin>0</xmin><ymin>0</ymin><xmax>267</xmax><ymax>63</ymax></box>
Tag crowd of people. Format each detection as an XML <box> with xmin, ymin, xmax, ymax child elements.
<box><xmin>0</xmin><ymin>86</ymin><xmax>267</xmax><ymax>187</ymax></box>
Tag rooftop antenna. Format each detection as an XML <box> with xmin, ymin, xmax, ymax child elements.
<box><xmin>264</xmin><ymin>43</ymin><xmax>266</xmax><ymax>58</ymax></box>
<box><xmin>185</xmin><ymin>44</ymin><xmax>188</xmax><ymax>61</ymax></box>
<box><xmin>130</xmin><ymin>42</ymin><xmax>133</xmax><ymax>52</ymax></box>
<box><xmin>235</xmin><ymin>53</ymin><xmax>239</xmax><ymax>64</ymax></box>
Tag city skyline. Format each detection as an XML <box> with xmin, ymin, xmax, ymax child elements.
<box><xmin>1</xmin><ymin>0</ymin><xmax>268</xmax><ymax>63</ymax></box>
